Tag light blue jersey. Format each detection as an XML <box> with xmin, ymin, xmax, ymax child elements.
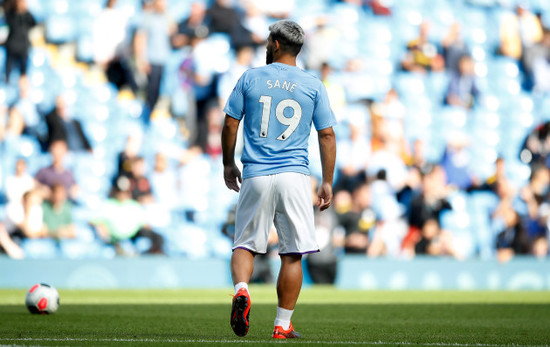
<box><xmin>224</xmin><ymin>62</ymin><xmax>337</xmax><ymax>179</ymax></box>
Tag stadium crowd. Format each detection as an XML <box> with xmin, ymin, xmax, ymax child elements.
<box><xmin>0</xmin><ymin>0</ymin><xmax>550</xmax><ymax>268</ymax></box>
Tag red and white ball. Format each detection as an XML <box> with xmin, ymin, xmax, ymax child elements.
<box><xmin>25</xmin><ymin>283</ymin><xmax>59</xmax><ymax>314</ymax></box>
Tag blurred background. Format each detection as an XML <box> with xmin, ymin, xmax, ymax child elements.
<box><xmin>0</xmin><ymin>0</ymin><xmax>549</xmax><ymax>289</ymax></box>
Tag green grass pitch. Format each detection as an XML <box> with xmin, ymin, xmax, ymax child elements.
<box><xmin>1</xmin><ymin>287</ymin><xmax>549</xmax><ymax>346</ymax></box>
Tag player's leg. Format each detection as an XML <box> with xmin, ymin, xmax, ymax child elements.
<box><xmin>230</xmin><ymin>176</ymin><xmax>275</xmax><ymax>337</ymax></box>
<box><xmin>276</xmin><ymin>254</ymin><xmax>302</xmax><ymax>310</ymax></box>
<box><xmin>272</xmin><ymin>254</ymin><xmax>304</xmax><ymax>339</ymax></box>
<box><xmin>231</xmin><ymin>248</ymin><xmax>255</xmax><ymax>285</ymax></box>
<box><xmin>272</xmin><ymin>173</ymin><xmax>318</xmax><ymax>339</ymax></box>
<box><xmin>230</xmin><ymin>248</ymin><xmax>254</xmax><ymax>337</ymax></box>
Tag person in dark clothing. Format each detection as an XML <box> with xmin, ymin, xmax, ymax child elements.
<box><xmin>408</xmin><ymin>165</ymin><xmax>452</xmax><ymax>230</ymax></box>
<box><xmin>306</xmin><ymin>178</ymin><xmax>340</xmax><ymax>284</ymax></box>
<box><xmin>172</xmin><ymin>1</ymin><xmax>210</xmax><ymax>49</ymax></box>
<box><xmin>127</xmin><ymin>156</ymin><xmax>153</xmax><ymax>204</ymax></box>
<box><xmin>4</xmin><ymin>0</ymin><xmax>36</xmax><ymax>82</ymax></box>
<box><xmin>45</xmin><ymin>95</ymin><xmax>92</xmax><ymax>152</ymax></box>
<box><xmin>402</xmin><ymin>165</ymin><xmax>452</xmax><ymax>254</ymax></box>
<box><xmin>206</xmin><ymin>0</ymin><xmax>256</xmax><ymax>48</ymax></box>
<box><xmin>134</xmin><ymin>0</ymin><xmax>175</xmax><ymax>123</ymax></box>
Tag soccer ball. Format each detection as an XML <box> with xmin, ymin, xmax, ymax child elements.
<box><xmin>25</xmin><ymin>283</ymin><xmax>59</xmax><ymax>314</ymax></box>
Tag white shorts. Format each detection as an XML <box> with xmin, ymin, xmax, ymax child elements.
<box><xmin>233</xmin><ymin>172</ymin><xmax>319</xmax><ymax>255</ymax></box>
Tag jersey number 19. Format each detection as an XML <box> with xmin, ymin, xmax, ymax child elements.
<box><xmin>259</xmin><ymin>96</ymin><xmax>302</xmax><ymax>141</ymax></box>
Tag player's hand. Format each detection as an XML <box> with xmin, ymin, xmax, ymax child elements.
<box><xmin>316</xmin><ymin>182</ymin><xmax>333</xmax><ymax>211</ymax></box>
<box><xmin>224</xmin><ymin>164</ymin><xmax>242</xmax><ymax>192</ymax></box>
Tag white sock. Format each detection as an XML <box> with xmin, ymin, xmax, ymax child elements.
<box><xmin>234</xmin><ymin>282</ymin><xmax>249</xmax><ymax>295</ymax></box>
<box><xmin>274</xmin><ymin>307</ymin><xmax>293</xmax><ymax>330</ymax></box>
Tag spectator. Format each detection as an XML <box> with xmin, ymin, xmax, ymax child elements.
<box><xmin>468</xmin><ymin>157</ymin><xmax>507</xmax><ymax>194</ymax></box>
<box><xmin>398</xmin><ymin>163</ymin><xmax>423</xmax><ymax>214</ymax></box>
<box><xmin>440</xmin><ymin>132</ymin><xmax>474</xmax><ymax>190</ymax></box>
<box><xmin>492</xmin><ymin>179</ymin><xmax>529</xmax><ymax>262</ymax></box>
<box><xmin>0</xmin><ymin>223</ymin><xmax>24</xmax><ymax>259</ymax></box>
<box><xmin>91</xmin><ymin>176</ymin><xmax>164</xmax><ymax>255</ymax></box>
<box><xmin>5</xmin><ymin>157</ymin><xmax>35</xmax><ymax>204</ymax></box>
<box><xmin>519</xmin><ymin>165</ymin><xmax>549</xmax><ymax>251</ymax></box>
<box><xmin>366</xmin><ymin>170</ymin><xmax>409</xmax><ymax>258</ymax></box>
<box><xmin>115</xmin><ymin>134</ymin><xmax>142</xmax><ymax>180</ymax></box>
<box><xmin>134</xmin><ymin>0</ymin><xmax>175</xmax><ymax>122</ymax></box>
<box><xmin>334</xmin><ymin>113</ymin><xmax>370</xmax><ymax>193</ymax></box>
<box><xmin>335</xmin><ymin>182</ymin><xmax>377</xmax><ymax>254</ymax></box>
<box><xmin>366</xmin><ymin>0</ymin><xmax>391</xmax><ymax>16</ymax></box>
<box><xmin>3</xmin><ymin>0</ymin><xmax>36</xmax><ymax>82</ymax></box>
<box><xmin>367</xmin><ymin>139</ymin><xmax>408</xmax><ymax>193</ymax></box>
<box><xmin>150</xmin><ymin>152</ymin><xmax>179</xmax><ymax>210</ymax></box>
<box><xmin>409</xmin><ymin>138</ymin><xmax>429</xmax><ymax>170</ymax></box>
<box><xmin>413</xmin><ymin>218</ymin><xmax>457</xmax><ymax>257</ymax></box>
<box><xmin>531</xmin><ymin>28</ymin><xmax>550</xmax><ymax>94</ymax></box>
<box><xmin>172</xmin><ymin>1</ymin><xmax>210</xmax><ymax>49</ymax></box>
<box><xmin>531</xmin><ymin>233</ymin><xmax>548</xmax><ymax>259</ymax></box>
<box><xmin>401</xmin><ymin>21</ymin><xmax>445</xmax><ymax>73</ymax></box>
<box><xmin>242</xmin><ymin>0</ymin><xmax>295</xmax><ymax>20</ymax></box>
<box><xmin>218</xmin><ymin>45</ymin><xmax>255</xmax><ymax>106</ymax></box>
<box><xmin>178</xmin><ymin>33</ymin><xmax>218</xmax><ymax>151</ymax></box>
<box><xmin>42</xmin><ymin>184</ymin><xmax>75</xmax><ymax>239</ymax></box>
<box><xmin>35</xmin><ymin>139</ymin><xmax>79</xmax><ymax>200</ymax></box>
<box><xmin>127</xmin><ymin>156</ymin><xmax>154</xmax><ymax>204</ymax></box>
<box><xmin>445</xmin><ymin>55</ymin><xmax>479</xmax><ymax>109</ymax></box>
<box><xmin>370</xmin><ymin>90</ymin><xmax>407</xmax><ymax>157</ymax></box>
<box><xmin>93</xmin><ymin>0</ymin><xmax>137</xmax><ymax>93</ymax></box>
<box><xmin>305</xmin><ymin>177</ymin><xmax>342</xmax><ymax>284</ymax></box>
<box><xmin>1</xmin><ymin>189</ymin><xmax>47</xmax><ymax>259</ymax></box>
<box><xmin>500</xmin><ymin>3</ymin><xmax>542</xmax><ymax>61</ymax></box>
<box><xmin>204</xmin><ymin>101</ymin><xmax>223</xmax><ymax>157</ymax></box>
<box><xmin>240</xmin><ymin>1</ymin><xmax>270</xmax><ymax>45</ymax></box>
<box><xmin>45</xmin><ymin>95</ymin><xmax>93</xmax><ymax>153</ymax></box>
<box><xmin>3</xmin><ymin>189</ymin><xmax>48</xmax><ymax>241</ymax></box>
<box><xmin>207</xmin><ymin>0</ymin><xmax>257</xmax><ymax>48</ymax></box>
<box><xmin>519</xmin><ymin>121</ymin><xmax>550</xmax><ymax>169</ymax></box>
<box><xmin>6</xmin><ymin>76</ymin><xmax>43</xmax><ymax>141</ymax></box>
<box><xmin>403</xmin><ymin>165</ymin><xmax>452</xmax><ymax>254</ymax></box>
<box><xmin>303</xmin><ymin>17</ymin><xmax>339</xmax><ymax>71</ymax></box>
<box><xmin>441</xmin><ymin>22</ymin><xmax>470</xmax><ymax>74</ymax></box>
<box><xmin>0</xmin><ymin>102</ymin><xmax>8</xmax><ymax>141</ymax></box>
<box><xmin>320</xmin><ymin>62</ymin><xmax>347</xmax><ymax>120</ymax></box>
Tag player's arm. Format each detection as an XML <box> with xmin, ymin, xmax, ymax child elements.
<box><xmin>222</xmin><ymin>115</ymin><xmax>242</xmax><ymax>192</ymax></box>
<box><xmin>317</xmin><ymin>126</ymin><xmax>336</xmax><ymax>211</ymax></box>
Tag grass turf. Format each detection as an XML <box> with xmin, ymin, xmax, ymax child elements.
<box><xmin>0</xmin><ymin>287</ymin><xmax>549</xmax><ymax>346</ymax></box>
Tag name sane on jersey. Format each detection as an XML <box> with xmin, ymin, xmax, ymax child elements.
<box><xmin>266</xmin><ymin>80</ymin><xmax>297</xmax><ymax>93</ymax></box>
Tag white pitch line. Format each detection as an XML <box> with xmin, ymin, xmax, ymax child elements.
<box><xmin>0</xmin><ymin>338</ymin><xmax>548</xmax><ymax>347</ymax></box>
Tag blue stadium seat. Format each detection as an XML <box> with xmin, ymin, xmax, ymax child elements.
<box><xmin>76</xmin><ymin>34</ymin><xmax>95</xmax><ymax>63</ymax></box>
<box><xmin>59</xmin><ymin>239</ymin><xmax>115</xmax><ymax>259</ymax></box>
<box><xmin>73</xmin><ymin>0</ymin><xmax>103</xmax><ymax>18</ymax></box>
<box><xmin>45</xmin><ymin>15</ymin><xmax>78</xmax><ymax>43</ymax></box>
<box><xmin>167</xmin><ymin>0</ymin><xmax>193</xmax><ymax>23</ymax></box>
<box><xmin>394</xmin><ymin>73</ymin><xmax>427</xmax><ymax>100</ymax></box>
<box><xmin>27</xmin><ymin>0</ymin><xmax>48</xmax><ymax>22</ymax></box>
<box><xmin>426</xmin><ymin>71</ymin><xmax>449</xmax><ymax>103</ymax></box>
<box><xmin>0</xmin><ymin>47</ymin><xmax>5</xmax><ymax>76</ymax></box>
<box><xmin>21</xmin><ymin>239</ymin><xmax>59</xmax><ymax>258</ymax></box>
<box><xmin>166</xmin><ymin>223</ymin><xmax>209</xmax><ymax>258</ymax></box>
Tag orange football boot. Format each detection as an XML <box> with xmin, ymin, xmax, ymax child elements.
<box><xmin>230</xmin><ymin>288</ymin><xmax>251</xmax><ymax>337</ymax></box>
<box><xmin>272</xmin><ymin>322</ymin><xmax>302</xmax><ymax>339</ymax></box>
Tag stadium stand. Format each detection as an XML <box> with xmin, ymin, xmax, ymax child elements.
<box><xmin>0</xmin><ymin>0</ymin><xmax>549</xmax><ymax>262</ymax></box>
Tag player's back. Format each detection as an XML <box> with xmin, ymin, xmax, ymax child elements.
<box><xmin>224</xmin><ymin>62</ymin><xmax>335</xmax><ymax>179</ymax></box>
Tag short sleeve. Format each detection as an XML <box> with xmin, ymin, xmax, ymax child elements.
<box><xmin>223</xmin><ymin>73</ymin><xmax>246</xmax><ymax>120</ymax></box>
<box><xmin>34</xmin><ymin>169</ymin><xmax>45</xmax><ymax>185</ymax></box>
<box><xmin>312</xmin><ymin>82</ymin><xmax>337</xmax><ymax>131</ymax></box>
